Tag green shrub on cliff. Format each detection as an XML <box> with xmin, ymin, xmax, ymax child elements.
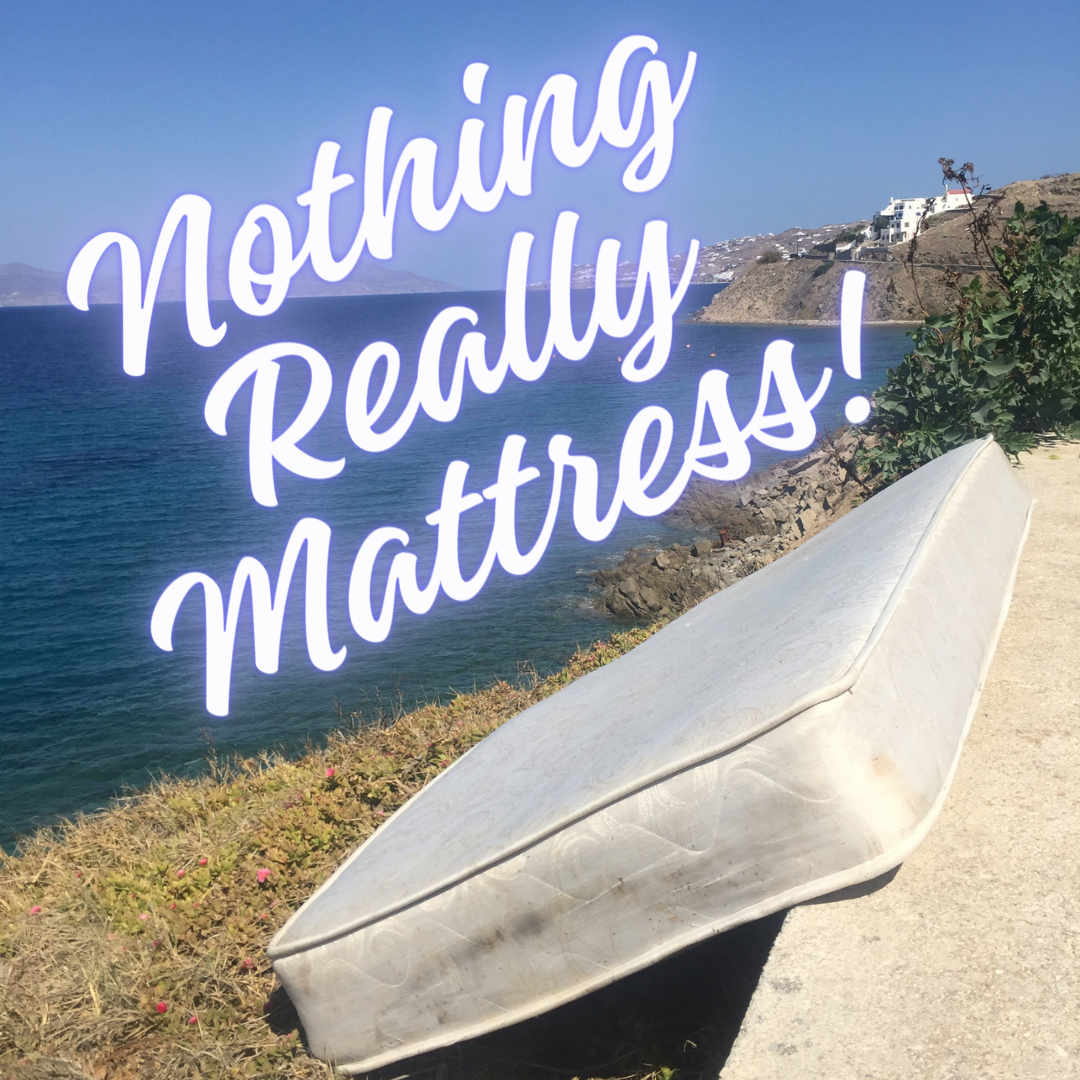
<box><xmin>865</xmin><ymin>199</ymin><xmax>1080</xmax><ymax>477</ymax></box>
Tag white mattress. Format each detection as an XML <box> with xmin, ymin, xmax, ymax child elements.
<box><xmin>269</xmin><ymin>436</ymin><xmax>1032</xmax><ymax>1073</ymax></box>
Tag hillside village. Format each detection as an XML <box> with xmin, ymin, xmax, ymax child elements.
<box><xmin>537</xmin><ymin>184</ymin><xmax>1003</xmax><ymax>293</ymax></box>
<box><xmin>526</xmin><ymin>185</ymin><xmax>986</xmax><ymax>293</ymax></box>
<box><xmin>683</xmin><ymin>188</ymin><xmax>972</xmax><ymax>282</ymax></box>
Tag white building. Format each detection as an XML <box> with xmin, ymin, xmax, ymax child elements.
<box><xmin>869</xmin><ymin>188</ymin><xmax>972</xmax><ymax>245</ymax></box>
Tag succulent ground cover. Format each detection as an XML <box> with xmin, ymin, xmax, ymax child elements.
<box><xmin>0</xmin><ymin>626</ymin><xmax>662</xmax><ymax>1080</ymax></box>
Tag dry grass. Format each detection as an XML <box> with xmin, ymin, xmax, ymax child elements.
<box><xmin>0</xmin><ymin>625</ymin><xmax>666</xmax><ymax>1080</ymax></box>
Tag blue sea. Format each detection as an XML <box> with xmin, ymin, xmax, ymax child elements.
<box><xmin>0</xmin><ymin>284</ymin><xmax>911</xmax><ymax>843</ymax></box>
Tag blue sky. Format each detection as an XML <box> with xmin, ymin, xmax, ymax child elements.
<box><xmin>2</xmin><ymin>0</ymin><xmax>1078</xmax><ymax>289</ymax></box>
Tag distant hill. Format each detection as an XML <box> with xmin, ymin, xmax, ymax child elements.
<box><xmin>0</xmin><ymin>264</ymin><xmax>69</xmax><ymax>307</ymax></box>
<box><xmin>0</xmin><ymin>255</ymin><xmax>463</xmax><ymax>308</ymax></box>
<box><xmin>527</xmin><ymin>221</ymin><xmax>870</xmax><ymax>291</ymax></box>
<box><xmin>692</xmin><ymin>172</ymin><xmax>1080</xmax><ymax>325</ymax></box>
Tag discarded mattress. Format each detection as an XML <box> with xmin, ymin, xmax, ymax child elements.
<box><xmin>269</xmin><ymin>436</ymin><xmax>1032</xmax><ymax>1073</ymax></box>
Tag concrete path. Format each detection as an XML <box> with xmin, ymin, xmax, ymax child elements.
<box><xmin>718</xmin><ymin>441</ymin><xmax>1080</xmax><ymax>1080</ymax></box>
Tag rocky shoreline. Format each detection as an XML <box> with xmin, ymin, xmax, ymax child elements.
<box><xmin>592</xmin><ymin>427</ymin><xmax>880</xmax><ymax>620</ymax></box>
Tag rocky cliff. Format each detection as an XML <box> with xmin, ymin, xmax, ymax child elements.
<box><xmin>688</xmin><ymin>257</ymin><xmax>935</xmax><ymax>325</ymax></box>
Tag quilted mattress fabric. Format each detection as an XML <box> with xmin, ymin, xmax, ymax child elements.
<box><xmin>270</xmin><ymin>437</ymin><xmax>1032</xmax><ymax>1072</ymax></box>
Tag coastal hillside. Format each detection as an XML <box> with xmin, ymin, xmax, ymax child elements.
<box><xmin>691</xmin><ymin>172</ymin><xmax>1080</xmax><ymax>325</ymax></box>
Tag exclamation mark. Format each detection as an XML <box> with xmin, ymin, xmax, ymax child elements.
<box><xmin>841</xmin><ymin>270</ymin><xmax>871</xmax><ymax>424</ymax></box>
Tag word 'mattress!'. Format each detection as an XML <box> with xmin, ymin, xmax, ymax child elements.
<box><xmin>67</xmin><ymin>36</ymin><xmax>870</xmax><ymax>716</ymax></box>
<box><xmin>154</xmin><ymin>343</ymin><xmax>833</xmax><ymax>715</ymax></box>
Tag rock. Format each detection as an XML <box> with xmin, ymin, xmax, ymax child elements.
<box><xmin>591</xmin><ymin>427</ymin><xmax>884</xmax><ymax>619</ymax></box>
<box><xmin>638</xmin><ymin>586</ymin><xmax>664</xmax><ymax>611</ymax></box>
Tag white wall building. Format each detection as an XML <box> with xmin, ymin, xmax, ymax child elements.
<box><xmin>869</xmin><ymin>188</ymin><xmax>972</xmax><ymax>245</ymax></box>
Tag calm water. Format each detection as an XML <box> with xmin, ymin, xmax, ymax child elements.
<box><xmin>0</xmin><ymin>284</ymin><xmax>911</xmax><ymax>841</ymax></box>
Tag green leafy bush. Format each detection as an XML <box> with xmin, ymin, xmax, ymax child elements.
<box><xmin>865</xmin><ymin>199</ymin><xmax>1080</xmax><ymax>478</ymax></box>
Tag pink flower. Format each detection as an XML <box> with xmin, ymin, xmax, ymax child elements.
<box><xmin>198</xmin><ymin>858</ymin><xmax>208</xmax><ymax>866</ymax></box>
<box><xmin>176</xmin><ymin>868</ymin><xmax>186</xmax><ymax>878</ymax></box>
<box><xmin>192</xmin><ymin>901</ymin><xmax>199</xmax><ymax>908</ymax></box>
<box><xmin>188</xmin><ymin>1015</ymin><xmax>198</xmax><ymax>1026</ymax></box>
<box><xmin>139</xmin><ymin>912</ymin><xmax>150</xmax><ymax>921</ymax></box>
<box><xmin>29</xmin><ymin>905</ymin><xmax>41</xmax><ymax>915</ymax></box>
<box><xmin>325</xmin><ymin>766</ymin><xmax>335</xmax><ymax>778</ymax></box>
<box><xmin>241</xmin><ymin>957</ymin><xmax>254</xmax><ymax>970</ymax></box>
<box><xmin>256</xmin><ymin>868</ymin><xmax>271</xmax><ymax>884</ymax></box>
<box><xmin>156</xmin><ymin>1001</ymin><xmax>168</xmax><ymax>1015</ymax></box>
<box><xmin>151</xmin><ymin>940</ymin><xmax>161</xmax><ymax>949</ymax></box>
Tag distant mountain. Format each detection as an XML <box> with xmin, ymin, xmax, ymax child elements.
<box><xmin>0</xmin><ymin>256</ymin><xmax>463</xmax><ymax>308</ymax></box>
<box><xmin>0</xmin><ymin>264</ymin><xmax>70</xmax><ymax>307</ymax></box>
